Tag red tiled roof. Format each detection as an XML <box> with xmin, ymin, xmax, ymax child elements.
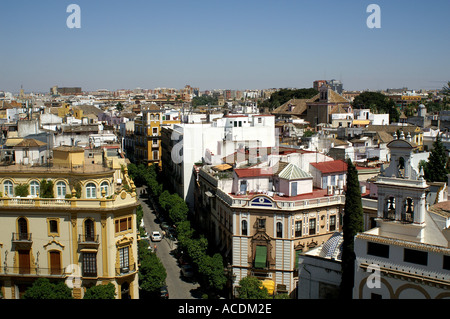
<box><xmin>310</xmin><ymin>160</ymin><xmax>347</xmax><ymax>174</ymax></box>
<box><xmin>234</xmin><ymin>167</ymin><xmax>274</xmax><ymax>178</ymax></box>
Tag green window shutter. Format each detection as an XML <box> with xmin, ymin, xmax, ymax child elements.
<box><xmin>254</xmin><ymin>245</ymin><xmax>267</xmax><ymax>269</ymax></box>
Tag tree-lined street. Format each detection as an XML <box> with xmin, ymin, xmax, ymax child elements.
<box><xmin>137</xmin><ymin>187</ymin><xmax>201</xmax><ymax>299</ymax></box>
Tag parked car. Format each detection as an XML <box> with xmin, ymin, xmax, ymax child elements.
<box><xmin>151</xmin><ymin>231</ymin><xmax>162</xmax><ymax>242</ymax></box>
<box><xmin>180</xmin><ymin>264</ymin><xmax>194</xmax><ymax>279</ymax></box>
<box><xmin>160</xmin><ymin>222</ymin><xmax>170</xmax><ymax>231</ymax></box>
<box><xmin>160</xmin><ymin>286</ymin><xmax>169</xmax><ymax>299</ymax></box>
<box><xmin>178</xmin><ymin>255</ymin><xmax>189</xmax><ymax>266</ymax></box>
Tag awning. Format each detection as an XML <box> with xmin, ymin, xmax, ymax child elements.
<box><xmin>254</xmin><ymin>245</ymin><xmax>267</xmax><ymax>269</ymax></box>
<box><xmin>352</xmin><ymin>120</ymin><xmax>370</xmax><ymax>125</ymax></box>
<box><xmin>262</xmin><ymin>280</ymin><xmax>275</xmax><ymax>295</ymax></box>
<box><xmin>212</xmin><ymin>163</ymin><xmax>232</xmax><ymax>171</ymax></box>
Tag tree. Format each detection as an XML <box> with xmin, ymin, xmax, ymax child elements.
<box><xmin>352</xmin><ymin>91</ymin><xmax>400</xmax><ymax>123</ymax></box>
<box><xmin>22</xmin><ymin>278</ymin><xmax>73</xmax><ymax>299</ymax></box>
<box><xmin>15</xmin><ymin>183</ymin><xmax>29</xmax><ymax>197</ymax></box>
<box><xmin>176</xmin><ymin>220</ymin><xmax>194</xmax><ymax>251</ymax></box>
<box><xmin>115</xmin><ymin>102</ymin><xmax>124</xmax><ymax>112</ymax></box>
<box><xmin>424</xmin><ymin>133</ymin><xmax>449</xmax><ymax>183</ymax></box>
<box><xmin>186</xmin><ymin>236</ymin><xmax>208</xmax><ymax>265</ymax></box>
<box><xmin>158</xmin><ymin>191</ymin><xmax>188</xmax><ymax>224</ymax></box>
<box><xmin>236</xmin><ymin>276</ymin><xmax>270</xmax><ymax>299</ymax></box>
<box><xmin>259</xmin><ymin>88</ymin><xmax>318</xmax><ymax>111</ymax></box>
<box><xmin>138</xmin><ymin>240</ymin><xmax>167</xmax><ymax>296</ymax></box>
<box><xmin>40</xmin><ymin>179</ymin><xmax>54</xmax><ymax>198</ymax></box>
<box><xmin>339</xmin><ymin>159</ymin><xmax>364</xmax><ymax>299</ymax></box>
<box><xmin>192</xmin><ymin>95</ymin><xmax>218</xmax><ymax>107</ymax></box>
<box><xmin>84</xmin><ymin>283</ymin><xmax>116</xmax><ymax>299</ymax></box>
<box><xmin>197</xmin><ymin>253</ymin><xmax>227</xmax><ymax>295</ymax></box>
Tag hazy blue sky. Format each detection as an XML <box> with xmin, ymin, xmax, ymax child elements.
<box><xmin>0</xmin><ymin>0</ymin><xmax>449</xmax><ymax>93</ymax></box>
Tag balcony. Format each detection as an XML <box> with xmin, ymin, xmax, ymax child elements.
<box><xmin>1</xmin><ymin>266</ymin><xmax>67</xmax><ymax>277</ymax></box>
<box><xmin>82</xmin><ymin>270</ymin><xmax>97</xmax><ymax>278</ymax></box>
<box><xmin>78</xmin><ymin>234</ymin><xmax>100</xmax><ymax>245</ymax></box>
<box><xmin>115</xmin><ymin>263</ymin><xmax>136</xmax><ymax>276</ymax></box>
<box><xmin>12</xmin><ymin>233</ymin><xmax>32</xmax><ymax>249</ymax></box>
<box><xmin>0</xmin><ymin>190</ymin><xmax>137</xmax><ymax>211</ymax></box>
<box><xmin>12</xmin><ymin>232</ymin><xmax>32</xmax><ymax>242</ymax></box>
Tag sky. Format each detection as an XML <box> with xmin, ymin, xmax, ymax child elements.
<box><xmin>0</xmin><ymin>0</ymin><xmax>449</xmax><ymax>93</ymax></box>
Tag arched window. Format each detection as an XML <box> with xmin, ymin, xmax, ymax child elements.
<box><xmin>56</xmin><ymin>181</ymin><xmax>67</xmax><ymax>198</ymax></box>
<box><xmin>4</xmin><ymin>180</ymin><xmax>13</xmax><ymax>197</ymax></box>
<box><xmin>100</xmin><ymin>181</ymin><xmax>109</xmax><ymax>197</ymax></box>
<box><xmin>86</xmin><ymin>183</ymin><xmax>96</xmax><ymax>199</ymax></box>
<box><xmin>241</xmin><ymin>220</ymin><xmax>248</xmax><ymax>236</ymax></box>
<box><xmin>403</xmin><ymin>197</ymin><xmax>414</xmax><ymax>223</ymax></box>
<box><xmin>385</xmin><ymin>196</ymin><xmax>396</xmax><ymax>219</ymax></box>
<box><xmin>18</xmin><ymin>217</ymin><xmax>28</xmax><ymax>240</ymax></box>
<box><xmin>276</xmin><ymin>222</ymin><xmax>283</xmax><ymax>238</ymax></box>
<box><xmin>84</xmin><ymin>219</ymin><xmax>95</xmax><ymax>241</ymax></box>
<box><xmin>30</xmin><ymin>181</ymin><xmax>39</xmax><ymax>197</ymax></box>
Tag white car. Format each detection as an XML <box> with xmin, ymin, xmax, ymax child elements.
<box><xmin>151</xmin><ymin>231</ymin><xmax>162</xmax><ymax>242</ymax></box>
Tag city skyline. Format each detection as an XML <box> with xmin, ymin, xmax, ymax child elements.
<box><xmin>1</xmin><ymin>0</ymin><xmax>449</xmax><ymax>93</ymax></box>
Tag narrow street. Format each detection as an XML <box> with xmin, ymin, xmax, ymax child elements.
<box><xmin>137</xmin><ymin>187</ymin><xmax>202</xmax><ymax>299</ymax></box>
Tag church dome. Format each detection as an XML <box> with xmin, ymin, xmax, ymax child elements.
<box><xmin>318</xmin><ymin>232</ymin><xmax>343</xmax><ymax>260</ymax></box>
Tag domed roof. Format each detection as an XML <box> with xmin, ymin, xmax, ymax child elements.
<box><xmin>318</xmin><ymin>232</ymin><xmax>343</xmax><ymax>260</ymax></box>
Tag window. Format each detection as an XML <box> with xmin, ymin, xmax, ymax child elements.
<box><xmin>115</xmin><ymin>217</ymin><xmax>132</xmax><ymax>233</ymax></box>
<box><xmin>56</xmin><ymin>181</ymin><xmax>66</xmax><ymax>198</ymax></box>
<box><xmin>322</xmin><ymin>176</ymin><xmax>328</xmax><ymax>189</ymax></box>
<box><xmin>30</xmin><ymin>181</ymin><xmax>39</xmax><ymax>197</ymax></box>
<box><xmin>257</xmin><ymin>218</ymin><xmax>266</xmax><ymax>230</ymax></box>
<box><xmin>443</xmin><ymin>255</ymin><xmax>450</xmax><ymax>270</ymax></box>
<box><xmin>240</xmin><ymin>180</ymin><xmax>247</xmax><ymax>193</ymax></box>
<box><xmin>119</xmin><ymin>247</ymin><xmax>129</xmax><ymax>272</ymax></box>
<box><xmin>49</xmin><ymin>219</ymin><xmax>58</xmax><ymax>234</ymax></box>
<box><xmin>309</xmin><ymin>218</ymin><xmax>316</xmax><ymax>235</ymax></box>
<box><xmin>82</xmin><ymin>252</ymin><xmax>97</xmax><ymax>277</ymax></box>
<box><xmin>84</xmin><ymin>219</ymin><xmax>95</xmax><ymax>241</ymax></box>
<box><xmin>367</xmin><ymin>242</ymin><xmax>390</xmax><ymax>258</ymax></box>
<box><xmin>295</xmin><ymin>220</ymin><xmax>302</xmax><ymax>237</ymax></box>
<box><xmin>276</xmin><ymin>222</ymin><xmax>283</xmax><ymax>238</ymax></box>
<box><xmin>153</xmin><ymin>150</ymin><xmax>159</xmax><ymax>160</ymax></box>
<box><xmin>291</xmin><ymin>182</ymin><xmax>297</xmax><ymax>196</ymax></box>
<box><xmin>18</xmin><ymin>217</ymin><xmax>28</xmax><ymax>240</ymax></box>
<box><xmin>330</xmin><ymin>215</ymin><xmax>336</xmax><ymax>231</ymax></box>
<box><xmin>4</xmin><ymin>180</ymin><xmax>13</xmax><ymax>197</ymax></box>
<box><xmin>404</xmin><ymin>248</ymin><xmax>428</xmax><ymax>266</ymax></box>
<box><xmin>86</xmin><ymin>183</ymin><xmax>96</xmax><ymax>199</ymax></box>
<box><xmin>241</xmin><ymin>220</ymin><xmax>248</xmax><ymax>236</ymax></box>
<box><xmin>331</xmin><ymin>175</ymin><xmax>336</xmax><ymax>186</ymax></box>
<box><xmin>100</xmin><ymin>181</ymin><xmax>109</xmax><ymax>197</ymax></box>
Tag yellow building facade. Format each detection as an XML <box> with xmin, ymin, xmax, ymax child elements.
<box><xmin>134</xmin><ymin>104</ymin><xmax>180</xmax><ymax>168</ymax></box>
<box><xmin>0</xmin><ymin>149</ymin><xmax>140</xmax><ymax>299</ymax></box>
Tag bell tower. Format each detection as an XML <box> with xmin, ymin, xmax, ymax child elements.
<box><xmin>375</xmin><ymin>134</ymin><xmax>428</xmax><ymax>242</ymax></box>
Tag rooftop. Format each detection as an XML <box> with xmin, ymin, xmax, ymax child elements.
<box><xmin>310</xmin><ymin>160</ymin><xmax>348</xmax><ymax>174</ymax></box>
